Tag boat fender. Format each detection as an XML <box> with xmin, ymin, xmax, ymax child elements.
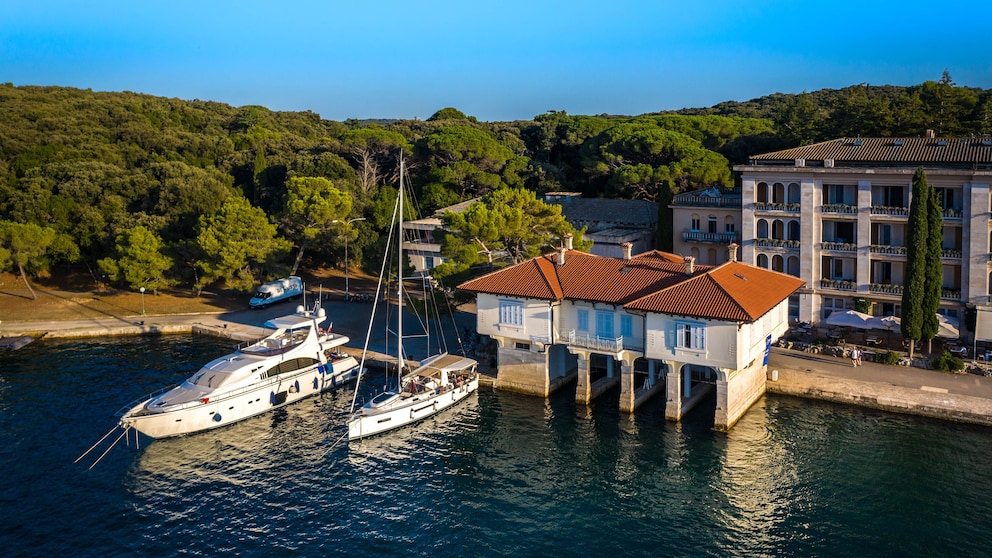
<box><xmin>332</xmin><ymin>375</ymin><xmax>337</xmax><ymax>388</ymax></box>
<box><xmin>293</xmin><ymin>380</ymin><xmax>300</xmax><ymax>393</ymax></box>
<box><xmin>318</xmin><ymin>363</ymin><xmax>326</xmax><ymax>375</ymax></box>
<box><xmin>313</xmin><ymin>377</ymin><xmax>319</xmax><ymax>390</ymax></box>
<box><xmin>270</xmin><ymin>391</ymin><xmax>276</xmax><ymax>405</ymax></box>
<box><xmin>213</xmin><ymin>413</ymin><xmax>222</xmax><ymax>422</ymax></box>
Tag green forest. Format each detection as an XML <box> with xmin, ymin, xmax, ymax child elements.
<box><xmin>0</xmin><ymin>72</ymin><xmax>989</xmax><ymax>294</ymax></box>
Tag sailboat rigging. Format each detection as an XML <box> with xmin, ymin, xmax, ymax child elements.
<box><xmin>346</xmin><ymin>156</ymin><xmax>479</xmax><ymax>441</ymax></box>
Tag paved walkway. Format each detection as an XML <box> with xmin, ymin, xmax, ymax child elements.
<box><xmin>767</xmin><ymin>348</ymin><xmax>992</xmax><ymax>426</ymax></box>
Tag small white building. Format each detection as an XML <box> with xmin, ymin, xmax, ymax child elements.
<box><xmin>459</xmin><ymin>241</ymin><xmax>804</xmax><ymax>430</ymax></box>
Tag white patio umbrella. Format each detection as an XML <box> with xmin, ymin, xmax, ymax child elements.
<box><xmin>868</xmin><ymin>315</ymin><xmax>901</xmax><ymax>332</ymax></box>
<box><xmin>825</xmin><ymin>310</ymin><xmax>873</xmax><ymax>329</ymax></box>
<box><xmin>936</xmin><ymin>314</ymin><xmax>960</xmax><ymax>338</ymax></box>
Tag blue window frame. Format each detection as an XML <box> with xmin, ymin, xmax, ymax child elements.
<box><xmin>577</xmin><ymin>309</ymin><xmax>589</xmax><ymax>332</ymax></box>
<box><xmin>676</xmin><ymin>321</ymin><xmax>705</xmax><ymax>349</ymax></box>
<box><xmin>499</xmin><ymin>300</ymin><xmax>524</xmax><ymax>326</ymax></box>
<box><xmin>620</xmin><ymin>314</ymin><xmax>633</xmax><ymax>338</ymax></box>
<box><xmin>595</xmin><ymin>311</ymin><xmax>614</xmax><ymax>339</ymax></box>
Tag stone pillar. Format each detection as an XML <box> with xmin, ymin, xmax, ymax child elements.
<box><xmin>683</xmin><ymin>365</ymin><xmax>692</xmax><ymax>398</ymax></box>
<box><xmin>856</xmin><ymin>180</ymin><xmax>872</xmax><ymax>294</ymax></box>
<box><xmin>607</xmin><ymin>357</ymin><xmax>614</xmax><ymax>378</ymax></box>
<box><xmin>665</xmin><ymin>362</ymin><xmax>683</xmax><ymax>421</ymax></box>
<box><xmin>574</xmin><ymin>355</ymin><xmax>591</xmax><ymax>404</ymax></box>
<box><xmin>619</xmin><ymin>360</ymin><xmax>635</xmax><ymax>413</ymax></box>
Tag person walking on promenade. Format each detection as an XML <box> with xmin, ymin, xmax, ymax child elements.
<box><xmin>850</xmin><ymin>348</ymin><xmax>861</xmax><ymax>367</ymax></box>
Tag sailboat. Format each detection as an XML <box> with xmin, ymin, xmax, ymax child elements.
<box><xmin>346</xmin><ymin>157</ymin><xmax>479</xmax><ymax>441</ymax></box>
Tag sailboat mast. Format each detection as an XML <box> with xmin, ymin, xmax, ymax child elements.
<box><xmin>397</xmin><ymin>157</ymin><xmax>404</xmax><ymax>377</ymax></box>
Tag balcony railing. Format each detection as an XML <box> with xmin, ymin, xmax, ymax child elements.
<box><xmin>870</xmin><ymin>283</ymin><xmax>904</xmax><ymax>295</ymax></box>
<box><xmin>870</xmin><ymin>244</ymin><xmax>907</xmax><ymax>255</ymax></box>
<box><xmin>941</xmin><ymin>248</ymin><xmax>962</xmax><ymax>259</ymax></box>
<box><xmin>870</xmin><ymin>206</ymin><xmax>909</xmax><ymax>216</ymax></box>
<box><xmin>820</xmin><ymin>279</ymin><xmax>857</xmax><ymax>291</ymax></box>
<box><xmin>941</xmin><ymin>288</ymin><xmax>962</xmax><ymax>300</ymax></box>
<box><xmin>554</xmin><ymin>329</ymin><xmax>644</xmax><ymax>352</ymax></box>
<box><xmin>755</xmin><ymin>202</ymin><xmax>801</xmax><ymax>213</ymax></box>
<box><xmin>682</xmin><ymin>231</ymin><xmax>739</xmax><ymax>244</ymax></box>
<box><xmin>673</xmin><ymin>193</ymin><xmax>742</xmax><ymax>207</ymax></box>
<box><xmin>943</xmin><ymin>208</ymin><xmax>963</xmax><ymax>219</ymax></box>
<box><xmin>822</xmin><ymin>204</ymin><xmax>858</xmax><ymax>214</ymax></box>
<box><xmin>821</xmin><ymin>241</ymin><xmax>858</xmax><ymax>252</ymax></box>
<box><xmin>754</xmin><ymin>238</ymin><xmax>800</xmax><ymax>249</ymax></box>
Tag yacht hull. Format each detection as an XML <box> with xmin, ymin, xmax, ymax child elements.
<box><xmin>347</xmin><ymin>376</ymin><xmax>478</xmax><ymax>440</ymax></box>
<box><xmin>123</xmin><ymin>358</ymin><xmax>360</xmax><ymax>439</ymax></box>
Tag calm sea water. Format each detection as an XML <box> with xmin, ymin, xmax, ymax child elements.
<box><xmin>2</xmin><ymin>335</ymin><xmax>992</xmax><ymax>557</ymax></box>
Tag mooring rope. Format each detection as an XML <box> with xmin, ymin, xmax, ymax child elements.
<box><xmin>319</xmin><ymin>429</ymin><xmax>350</xmax><ymax>460</ymax></box>
<box><xmin>74</xmin><ymin>425</ymin><xmax>121</xmax><ymax>464</ymax></box>
<box><xmin>87</xmin><ymin>426</ymin><xmax>130</xmax><ymax>470</ymax></box>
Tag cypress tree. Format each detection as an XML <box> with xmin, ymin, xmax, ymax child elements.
<box><xmin>921</xmin><ymin>168</ymin><xmax>943</xmax><ymax>351</ymax></box>
<box><xmin>901</xmin><ymin>167</ymin><xmax>929</xmax><ymax>359</ymax></box>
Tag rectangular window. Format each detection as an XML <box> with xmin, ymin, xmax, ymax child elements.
<box><xmin>577</xmin><ymin>309</ymin><xmax>589</xmax><ymax>332</ymax></box>
<box><xmin>690</xmin><ymin>217</ymin><xmax>700</xmax><ymax>231</ymax></box>
<box><xmin>708</xmin><ymin>217</ymin><xmax>718</xmax><ymax>234</ymax></box>
<box><xmin>595</xmin><ymin>311</ymin><xmax>614</xmax><ymax>339</ymax></box>
<box><xmin>620</xmin><ymin>315</ymin><xmax>633</xmax><ymax>338</ymax></box>
<box><xmin>725</xmin><ymin>222</ymin><xmax>736</xmax><ymax>234</ymax></box>
<box><xmin>676</xmin><ymin>321</ymin><xmax>705</xmax><ymax>350</ymax></box>
<box><xmin>499</xmin><ymin>300</ymin><xmax>524</xmax><ymax>326</ymax></box>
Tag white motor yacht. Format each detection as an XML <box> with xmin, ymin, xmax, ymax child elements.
<box><xmin>120</xmin><ymin>305</ymin><xmax>361</xmax><ymax>439</ymax></box>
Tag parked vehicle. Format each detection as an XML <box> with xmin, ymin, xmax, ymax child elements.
<box><xmin>249</xmin><ymin>276</ymin><xmax>303</xmax><ymax>309</ymax></box>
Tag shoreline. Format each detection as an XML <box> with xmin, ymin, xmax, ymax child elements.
<box><xmin>3</xmin><ymin>313</ymin><xmax>989</xmax><ymax>425</ymax></box>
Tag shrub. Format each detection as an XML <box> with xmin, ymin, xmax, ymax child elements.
<box><xmin>932</xmin><ymin>350</ymin><xmax>965</xmax><ymax>371</ymax></box>
<box><xmin>877</xmin><ymin>351</ymin><xmax>902</xmax><ymax>365</ymax></box>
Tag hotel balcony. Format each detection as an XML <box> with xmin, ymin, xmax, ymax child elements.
<box><xmin>941</xmin><ymin>248</ymin><xmax>962</xmax><ymax>259</ymax></box>
<box><xmin>870</xmin><ymin>283</ymin><xmax>904</xmax><ymax>295</ymax></box>
<box><xmin>820</xmin><ymin>279</ymin><xmax>857</xmax><ymax>291</ymax></box>
<box><xmin>754</xmin><ymin>238</ymin><xmax>800</xmax><ymax>250</ymax></box>
<box><xmin>870</xmin><ymin>245</ymin><xmax>907</xmax><ymax>255</ymax></box>
<box><xmin>870</xmin><ymin>206</ymin><xmax>910</xmax><ymax>217</ymax></box>
<box><xmin>821</xmin><ymin>241</ymin><xmax>857</xmax><ymax>252</ymax></box>
<box><xmin>941</xmin><ymin>288</ymin><xmax>962</xmax><ymax>300</ymax></box>
<box><xmin>943</xmin><ymin>208</ymin><xmax>964</xmax><ymax>220</ymax></box>
<box><xmin>754</xmin><ymin>202</ymin><xmax>801</xmax><ymax>213</ymax></box>
<box><xmin>673</xmin><ymin>191</ymin><xmax>742</xmax><ymax>208</ymax></box>
<box><xmin>822</xmin><ymin>204</ymin><xmax>858</xmax><ymax>215</ymax></box>
<box><xmin>682</xmin><ymin>231</ymin><xmax>739</xmax><ymax>244</ymax></box>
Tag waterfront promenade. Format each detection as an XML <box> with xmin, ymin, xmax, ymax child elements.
<box><xmin>4</xmin><ymin>302</ymin><xmax>992</xmax><ymax>426</ymax></box>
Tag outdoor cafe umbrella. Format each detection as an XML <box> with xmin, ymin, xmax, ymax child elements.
<box><xmin>937</xmin><ymin>314</ymin><xmax>960</xmax><ymax>339</ymax></box>
<box><xmin>825</xmin><ymin>310</ymin><xmax>873</xmax><ymax>329</ymax></box>
<box><xmin>868</xmin><ymin>315</ymin><xmax>901</xmax><ymax>332</ymax></box>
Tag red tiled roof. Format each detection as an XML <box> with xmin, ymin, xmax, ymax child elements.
<box><xmin>626</xmin><ymin>262</ymin><xmax>806</xmax><ymax>321</ymax></box>
<box><xmin>748</xmin><ymin>137</ymin><xmax>992</xmax><ymax>166</ymax></box>
<box><xmin>458</xmin><ymin>252</ymin><xmax>806</xmax><ymax>323</ymax></box>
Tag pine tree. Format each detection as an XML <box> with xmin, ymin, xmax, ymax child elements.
<box><xmin>901</xmin><ymin>167</ymin><xmax>930</xmax><ymax>360</ymax></box>
<box><xmin>921</xmin><ymin>169</ymin><xmax>943</xmax><ymax>352</ymax></box>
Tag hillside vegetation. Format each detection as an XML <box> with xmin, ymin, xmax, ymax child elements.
<box><xmin>0</xmin><ymin>73</ymin><xmax>988</xmax><ymax>295</ymax></box>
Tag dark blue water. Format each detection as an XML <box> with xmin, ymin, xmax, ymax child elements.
<box><xmin>2</xmin><ymin>335</ymin><xmax>992</xmax><ymax>557</ymax></box>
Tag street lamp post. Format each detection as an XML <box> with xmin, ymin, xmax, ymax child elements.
<box><xmin>139</xmin><ymin>286</ymin><xmax>146</xmax><ymax>315</ymax></box>
<box><xmin>334</xmin><ymin>217</ymin><xmax>366</xmax><ymax>299</ymax></box>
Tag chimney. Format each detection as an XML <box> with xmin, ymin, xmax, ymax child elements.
<box><xmin>684</xmin><ymin>255</ymin><xmax>695</xmax><ymax>276</ymax></box>
<box><xmin>557</xmin><ymin>246</ymin><xmax>566</xmax><ymax>267</ymax></box>
<box><xmin>926</xmin><ymin>129</ymin><xmax>935</xmax><ymax>139</ymax></box>
<box><xmin>622</xmin><ymin>242</ymin><xmax>633</xmax><ymax>261</ymax></box>
<box><xmin>564</xmin><ymin>233</ymin><xmax>573</xmax><ymax>250</ymax></box>
<box><xmin>727</xmin><ymin>242</ymin><xmax>739</xmax><ymax>263</ymax></box>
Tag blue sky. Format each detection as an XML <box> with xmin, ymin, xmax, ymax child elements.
<box><xmin>2</xmin><ymin>1</ymin><xmax>990</xmax><ymax>122</ymax></box>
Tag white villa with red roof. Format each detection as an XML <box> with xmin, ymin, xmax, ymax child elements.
<box><xmin>458</xmin><ymin>239</ymin><xmax>805</xmax><ymax>430</ymax></box>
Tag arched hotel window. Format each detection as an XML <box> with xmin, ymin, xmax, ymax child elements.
<box><xmin>788</xmin><ymin>220</ymin><xmax>801</xmax><ymax>241</ymax></box>
<box><xmin>757</xmin><ymin>219</ymin><xmax>769</xmax><ymax>239</ymax></box>
<box><xmin>757</xmin><ymin>253</ymin><xmax>769</xmax><ymax>268</ymax></box>
<box><xmin>771</xmin><ymin>219</ymin><xmax>785</xmax><ymax>240</ymax></box>
<box><xmin>757</xmin><ymin>182</ymin><xmax>769</xmax><ymax>203</ymax></box>
<box><xmin>772</xmin><ymin>255</ymin><xmax>784</xmax><ymax>272</ymax></box>
<box><xmin>773</xmin><ymin>182</ymin><xmax>785</xmax><ymax>204</ymax></box>
<box><xmin>787</xmin><ymin>256</ymin><xmax>800</xmax><ymax>277</ymax></box>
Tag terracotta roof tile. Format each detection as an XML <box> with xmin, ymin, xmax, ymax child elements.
<box><xmin>459</xmin><ymin>252</ymin><xmax>805</xmax><ymax>323</ymax></box>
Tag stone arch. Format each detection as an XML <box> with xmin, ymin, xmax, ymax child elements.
<box><xmin>771</xmin><ymin>219</ymin><xmax>785</xmax><ymax>240</ymax></box>
<box><xmin>772</xmin><ymin>254</ymin><xmax>784</xmax><ymax>272</ymax></box>
<box><xmin>787</xmin><ymin>255</ymin><xmax>801</xmax><ymax>277</ymax></box>
<box><xmin>756</xmin><ymin>219</ymin><xmax>769</xmax><ymax>239</ymax></box>
<box><xmin>788</xmin><ymin>219</ymin><xmax>801</xmax><ymax>241</ymax></box>
<box><xmin>756</xmin><ymin>182</ymin><xmax>769</xmax><ymax>203</ymax></box>
<box><xmin>757</xmin><ymin>253</ymin><xmax>769</xmax><ymax>268</ymax></box>
<box><xmin>772</xmin><ymin>182</ymin><xmax>786</xmax><ymax>204</ymax></box>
